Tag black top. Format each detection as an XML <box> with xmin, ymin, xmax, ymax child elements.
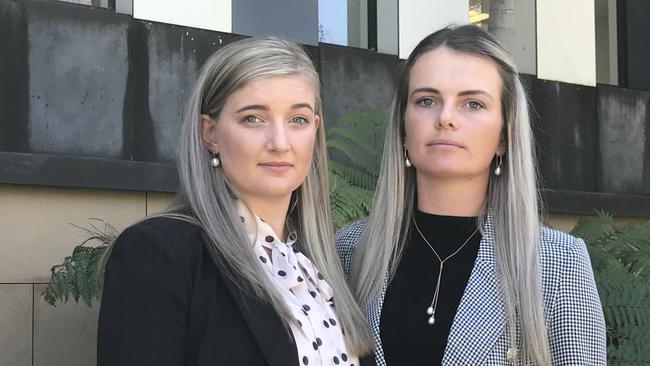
<box><xmin>380</xmin><ymin>210</ymin><xmax>482</xmax><ymax>365</ymax></box>
<box><xmin>97</xmin><ymin>217</ymin><xmax>376</xmax><ymax>366</ymax></box>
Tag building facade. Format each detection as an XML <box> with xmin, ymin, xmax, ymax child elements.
<box><xmin>1</xmin><ymin>0</ymin><xmax>649</xmax><ymax>365</ymax></box>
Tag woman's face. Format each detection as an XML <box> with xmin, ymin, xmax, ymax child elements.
<box><xmin>201</xmin><ymin>75</ymin><xmax>320</xmax><ymax>204</ymax></box>
<box><xmin>404</xmin><ymin>47</ymin><xmax>505</xmax><ymax>181</ymax></box>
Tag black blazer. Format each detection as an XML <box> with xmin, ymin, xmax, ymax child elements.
<box><xmin>97</xmin><ymin>217</ymin><xmax>375</xmax><ymax>366</ymax></box>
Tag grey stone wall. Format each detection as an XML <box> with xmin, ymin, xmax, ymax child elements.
<box><xmin>1</xmin><ymin>0</ymin><xmax>649</xmax><ymax>211</ymax></box>
<box><xmin>598</xmin><ymin>85</ymin><xmax>650</xmax><ymax>195</ymax></box>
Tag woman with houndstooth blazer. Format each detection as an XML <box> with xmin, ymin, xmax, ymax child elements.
<box><xmin>335</xmin><ymin>25</ymin><xmax>606</xmax><ymax>365</ymax></box>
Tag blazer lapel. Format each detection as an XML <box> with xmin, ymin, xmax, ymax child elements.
<box><xmin>202</xmin><ymin>233</ymin><xmax>299</xmax><ymax>366</ymax></box>
<box><xmin>442</xmin><ymin>214</ymin><xmax>507</xmax><ymax>365</ymax></box>
<box><xmin>363</xmin><ymin>274</ymin><xmax>389</xmax><ymax>366</ymax></box>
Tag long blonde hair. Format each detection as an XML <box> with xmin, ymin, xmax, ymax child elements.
<box><xmin>168</xmin><ymin>36</ymin><xmax>373</xmax><ymax>354</ymax></box>
<box><xmin>350</xmin><ymin>25</ymin><xmax>549</xmax><ymax>364</ymax></box>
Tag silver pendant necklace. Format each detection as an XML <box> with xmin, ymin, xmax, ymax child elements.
<box><xmin>412</xmin><ymin>218</ymin><xmax>479</xmax><ymax>325</ymax></box>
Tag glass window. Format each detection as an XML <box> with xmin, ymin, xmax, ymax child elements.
<box><xmin>595</xmin><ymin>0</ymin><xmax>618</xmax><ymax>85</ymax></box>
<box><xmin>469</xmin><ymin>0</ymin><xmax>536</xmax><ymax>75</ymax></box>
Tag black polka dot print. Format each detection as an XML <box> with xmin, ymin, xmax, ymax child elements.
<box><xmin>237</xmin><ymin>202</ymin><xmax>358</xmax><ymax>366</ymax></box>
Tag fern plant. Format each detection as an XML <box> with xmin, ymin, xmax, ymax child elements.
<box><xmin>572</xmin><ymin>212</ymin><xmax>650</xmax><ymax>365</ymax></box>
<box><xmin>327</xmin><ymin>108</ymin><xmax>387</xmax><ymax>228</ymax></box>
<box><xmin>42</xmin><ymin>219</ymin><xmax>117</xmax><ymax>307</ymax></box>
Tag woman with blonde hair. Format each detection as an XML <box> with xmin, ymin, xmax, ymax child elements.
<box><xmin>337</xmin><ymin>25</ymin><xmax>606</xmax><ymax>365</ymax></box>
<box><xmin>98</xmin><ymin>36</ymin><xmax>374</xmax><ymax>366</ymax></box>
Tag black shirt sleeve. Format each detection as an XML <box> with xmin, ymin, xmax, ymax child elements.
<box><xmin>97</xmin><ymin>223</ymin><xmax>190</xmax><ymax>366</ymax></box>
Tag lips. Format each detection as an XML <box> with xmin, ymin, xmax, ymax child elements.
<box><xmin>259</xmin><ymin>162</ymin><xmax>293</xmax><ymax>172</ymax></box>
<box><xmin>260</xmin><ymin>162</ymin><xmax>293</xmax><ymax>167</ymax></box>
<box><xmin>428</xmin><ymin>139</ymin><xmax>463</xmax><ymax>148</ymax></box>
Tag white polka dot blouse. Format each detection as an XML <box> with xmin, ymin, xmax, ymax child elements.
<box><xmin>238</xmin><ymin>201</ymin><xmax>359</xmax><ymax>366</ymax></box>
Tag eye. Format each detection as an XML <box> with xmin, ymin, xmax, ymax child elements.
<box><xmin>416</xmin><ymin>97</ymin><xmax>435</xmax><ymax>107</ymax></box>
<box><xmin>290</xmin><ymin>116</ymin><xmax>309</xmax><ymax>125</ymax></box>
<box><xmin>466</xmin><ymin>100</ymin><xmax>485</xmax><ymax>110</ymax></box>
<box><xmin>241</xmin><ymin>115</ymin><xmax>262</xmax><ymax>124</ymax></box>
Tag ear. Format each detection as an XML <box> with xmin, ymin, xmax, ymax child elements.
<box><xmin>200</xmin><ymin>114</ymin><xmax>219</xmax><ymax>152</ymax></box>
<box><xmin>495</xmin><ymin>132</ymin><xmax>507</xmax><ymax>157</ymax></box>
<box><xmin>314</xmin><ymin>114</ymin><xmax>321</xmax><ymax>131</ymax></box>
<box><xmin>496</xmin><ymin>142</ymin><xmax>506</xmax><ymax>157</ymax></box>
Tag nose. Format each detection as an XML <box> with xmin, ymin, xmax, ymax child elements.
<box><xmin>436</xmin><ymin>103</ymin><xmax>456</xmax><ymax>129</ymax></box>
<box><xmin>268</xmin><ymin>121</ymin><xmax>290</xmax><ymax>152</ymax></box>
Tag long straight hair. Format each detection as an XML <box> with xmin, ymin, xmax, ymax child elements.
<box><xmin>350</xmin><ymin>25</ymin><xmax>550</xmax><ymax>364</ymax></box>
<box><xmin>164</xmin><ymin>36</ymin><xmax>373</xmax><ymax>354</ymax></box>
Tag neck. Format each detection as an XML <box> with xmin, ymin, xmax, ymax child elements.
<box><xmin>241</xmin><ymin>195</ymin><xmax>291</xmax><ymax>240</ymax></box>
<box><xmin>416</xmin><ymin>172</ymin><xmax>488</xmax><ymax>217</ymax></box>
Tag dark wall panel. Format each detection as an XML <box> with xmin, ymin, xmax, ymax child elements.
<box><xmin>620</xmin><ymin>0</ymin><xmax>650</xmax><ymax>92</ymax></box>
<box><xmin>525</xmin><ymin>76</ymin><xmax>600</xmax><ymax>192</ymax></box>
<box><xmin>24</xmin><ymin>0</ymin><xmax>130</xmax><ymax>158</ymax></box>
<box><xmin>320</xmin><ymin>43</ymin><xmax>398</xmax><ymax>127</ymax></box>
<box><xmin>0</xmin><ymin>0</ymin><xmax>30</xmax><ymax>152</ymax></box>
<box><xmin>598</xmin><ymin>85</ymin><xmax>650</xmax><ymax>195</ymax></box>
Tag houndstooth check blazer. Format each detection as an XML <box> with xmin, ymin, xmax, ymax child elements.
<box><xmin>335</xmin><ymin>215</ymin><xmax>607</xmax><ymax>366</ymax></box>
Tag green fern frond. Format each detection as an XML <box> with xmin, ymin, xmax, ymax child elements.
<box><xmin>596</xmin><ymin>274</ymin><xmax>650</xmax><ymax>365</ymax></box>
<box><xmin>327</xmin><ymin>139</ymin><xmax>381</xmax><ymax>170</ymax></box>
<box><xmin>577</xmin><ymin>212</ymin><xmax>650</xmax><ymax>364</ymax></box>
<box><xmin>42</xmin><ymin>219</ymin><xmax>117</xmax><ymax>307</ymax></box>
<box><xmin>330</xmin><ymin>160</ymin><xmax>376</xmax><ymax>191</ymax></box>
<box><xmin>326</xmin><ymin>126</ymin><xmax>378</xmax><ymax>151</ymax></box>
<box><xmin>330</xmin><ymin>173</ymin><xmax>375</xmax><ymax>228</ymax></box>
<box><xmin>571</xmin><ymin>211</ymin><xmax>616</xmax><ymax>243</ymax></box>
<box><xmin>327</xmin><ymin>109</ymin><xmax>387</xmax><ymax>228</ymax></box>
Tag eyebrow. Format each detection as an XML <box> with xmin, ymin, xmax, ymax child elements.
<box><xmin>234</xmin><ymin>103</ymin><xmax>314</xmax><ymax>113</ymax></box>
<box><xmin>290</xmin><ymin>103</ymin><xmax>314</xmax><ymax>112</ymax></box>
<box><xmin>235</xmin><ymin>104</ymin><xmax>270</xmax><ymax>113</ymax></box>
<box><xmin>411</xmin><ymin>87</ymin><xmax>494</xmax><ymax>101</ymax></box>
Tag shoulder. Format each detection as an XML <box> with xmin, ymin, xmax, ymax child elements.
<box><xmin>334</xmin><ymin>219</ymin><xmax>368</xmax><ymax>275</ymax></box>
<box><xmin>537</xmin><ymin>229</ymin><xmax>606</xmax><ymax>362</ymax></box>
<box><xmin>111</xmin><ymin>216</ymin><xmax>205</xmax><ymax>266</ymax></box>
<box><xmin>537</xmin><ymin>226</ymin><xmax>599</xmax><ymax>307</ymax></box>
<box><xmin>334</xmin><ymin>219</ymin><xmax>368</xmax><ymax>254</ymax></box>
<box><xmin>538</xmin><ymin>226</ymin><xmax>589</xmax><ymax>267</ymax></box>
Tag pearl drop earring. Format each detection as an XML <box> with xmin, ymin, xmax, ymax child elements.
<box><xmin>210</xmin><ymin>153</ymin><xmax>220</xmax><ymax>168</ymax></box>
<box><xmin>494</xmin><ymin>155</ymin><xmax>503</xmax><ymax>176</ymax></box>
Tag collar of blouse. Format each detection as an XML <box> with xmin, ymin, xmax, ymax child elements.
<box><xmin>236</xmin><ymin>200</ymin><xmax>334</xmax><ymax>302</ymax></box>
